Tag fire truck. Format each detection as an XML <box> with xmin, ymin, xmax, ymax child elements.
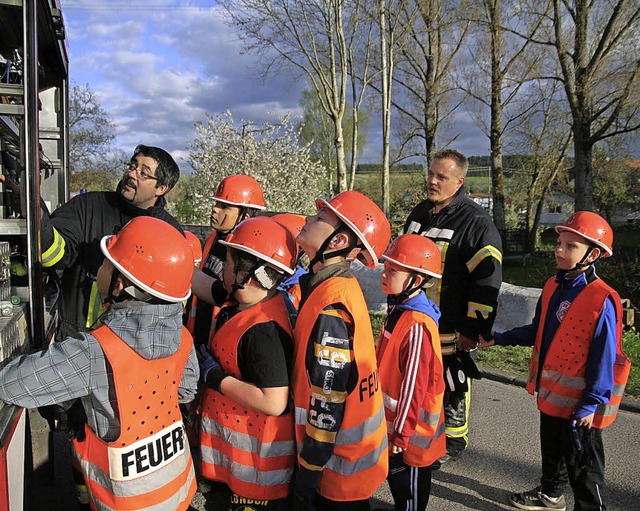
<box><xmin>0</xmin><ymin>0</ymin><xmax>69</xmax><ymax>509</ymax></box>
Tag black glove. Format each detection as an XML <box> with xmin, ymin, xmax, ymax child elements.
<box><xmin>45</xmin><ymin>400</ymin><xmax>87</xmax><ymax>441</ymax></box>
<box><xmin>292</xmin><ymin>485</ymin><xmax>317</xmax><ymax>511</ymax></box>
<box><xmin>459</xmin><ymin>350</ymin><xmax>482</xmax><ymax>381</ymax></box>
<box><xmin>198</xmin><ymin>344</ymin><xmax>228</xmax><ymax>392</ymax></box>
<box><xmin>475</xmin><ymin>310</ymin><xmax>494</xmax><ymax>342</ymax></box>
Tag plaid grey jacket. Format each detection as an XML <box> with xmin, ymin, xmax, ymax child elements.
<box><xmin>0</xmin><ymin>301</ymin><xmax>199</xmax><ymax>441</ymax></box>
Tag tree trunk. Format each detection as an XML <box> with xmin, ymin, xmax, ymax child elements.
<box><xmin>573</xmin><ymin>124</ymin><xmax>593</xmax><ymax>211</ymax></box>
<box><xmin>489</xmin><ymin>0</ymin><xmax>506</xmax><ymax>232</ymax></box>
<box><xmin>380</xmin><ymin>0</ymin><xmax>391</xmax><ymax>214</ymax></box>
<box><xmin>334</xmin><ymin>118</ymin><xmax>348</xmax><ymax>192</ymax></box>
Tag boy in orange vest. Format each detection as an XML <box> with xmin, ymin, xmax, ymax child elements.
<box><xmin>476</xmin><ymin>212</ymin><xmax>631</xmax><ymax>511</ymax></box>
<box><xmin>194</xmin><ymin>216</ymin><xmax>298</xmax><ymax>511</ymax></box>
<box><xmin>376</xmin><ymin>234</ymin><xmax>445</xmax><ymax>511</ymax></box>
<box><xmin>0</xmin><ymin>217</ymin><xmax>199</xmax><ymax>511</ymax></box>
<box><xmin>291</xmin><ymin>190</ymin><xmax>390</xmax><ymax>511</ymax></box>
<box><xmin>187</xmin><ymin>174</ymin><xmax>266</xmax><ymax>348</ymax></box>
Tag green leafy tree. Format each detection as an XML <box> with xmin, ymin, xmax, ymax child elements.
<box><xmin>182</xmin><ymin>111</ymin><xmax>327</xmax><ymax>225</ymax></box>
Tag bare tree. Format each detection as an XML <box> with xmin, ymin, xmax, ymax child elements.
<box><xmin>69</xmin><ymin>83</ymin><xmax>115</xmax><ymax>174</ymax></box>
<box><xmin>460</xmin><ymin>0</ymin><xmax>546</xmax><ymax>231</ymax></box>
<box><xmin>544</xmin><ymin>0</ymin><xmax>640</xmax><ymax>211</ymax></box>
<box><xmin>511</xmin><ymin>78</ymin><xmax>572</xmax><ymax>251</ymax></box>
<box><xmin>221</xmin><ymin>0</ymin><xmax>368</xmax><ymax>192</ymax></box>
<box><xmin>390</xmin><ymin>0</ymin><xmax>472</xmax><ymax>176</ymax></box>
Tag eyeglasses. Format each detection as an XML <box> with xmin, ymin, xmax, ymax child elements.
<box><xmin>125</xmin><ymin>161</ymin><xmax>158</xmax><ymax>181</ymax></box>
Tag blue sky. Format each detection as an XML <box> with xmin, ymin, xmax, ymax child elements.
<box><xmin>61</xmin><ymin>0</ymin><xmax>488</xmax><ymax>171</ymax></box>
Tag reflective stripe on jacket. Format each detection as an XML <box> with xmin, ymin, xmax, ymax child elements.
<box><xmin>526</xmin><ymin>277</ymin><xmax>630</xmax><ymax>428</ymax></box>
<box><xmin>292</xmin><ymin>276</ymin><xmax>388</xmax><ymax>502</ymax></box>
<box><xmin>73</xmin><ymin>324</ymin><xmax>196</xmax><ymax>511</ymax></box>
<box><xmin>376</xmin><ymin>309</ymin><xmax>446</xmax><ymax>467</ymax></box>
<box><xmin>199</xmin><ymin>293</ymin><xmax>296</xmax><ymax>501</ymax></box>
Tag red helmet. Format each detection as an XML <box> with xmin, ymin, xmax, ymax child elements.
<box><xmin>316</xmin><ymin>191</ymin><xmax>391</xmax><ymax>268</ymax></box>
<box><xmin>212</xmin><ymin>174</ymin><xmax>266</xmax><ymax>210</ymax></box>
<box><xmin>382</xmin><ymin>234</ymin><xmax>442</xmax><ymax>279</ymax></box>
<box><xmin>555</xmin><ymin>211</ymin><xmax>613</xmax><ymax>257</ymax></box>
<box><xmin>184</xmin><ymin>231</ymin><xmax>203</xmax><ymax>266</ymax></box>
<box><xmin>100</xmin><ymin>217</ymin><xmax>193</xmax><ymax>302</ymax></box>
<box><xmin>272</xmin><ymin>213</ymin><xmax>306</xmax><ymax>238</ymax></box>
<box><xmin>219</xmin><ymin>216</ymin><xmax>298</xmax><ymax>275</ymax></box>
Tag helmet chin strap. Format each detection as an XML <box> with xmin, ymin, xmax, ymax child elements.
<box><xmin>387</xmin><ymin>274</ymin><xmax>425</xmax><ymax>309</ymax></box>
<box><xmin>307</xmin><ymin>224</ymin><xmax>360</xmax><ymax>272</ymax></box>
<box><xmin>558</xmin><ymin>244</ymin><xmax>597</xmax><ymax>279</ymax></box>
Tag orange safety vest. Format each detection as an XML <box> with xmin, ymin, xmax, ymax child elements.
<box><xmin>526</xmin><ymin>277</ymin><xmax>631</xmax><ymax>428</ymax></box>
<box><xmin>292</xmin><ymin>276</ymin><xmax>388</xmax><ymax>502</ymax></box>
<box><xmin>376</xmin><ymin>309</ymin><xmax>446</xmax><ymax>467</ymax></box>
<box><xmin>186</xmin><ymin>230</ymin><xmax>220</xmax><ymax>338</ymax></box>
<box><xmin>199</xmin><ymin>293</ymin><xmax>296</xmax><ymax>501</ymax></box>
<box><xmin>73</xmin><ymin>324</ymin><xmax>196</xmax><ymax>511</ymax></box>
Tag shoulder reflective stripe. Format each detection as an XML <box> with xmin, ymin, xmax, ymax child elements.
<box><xmin>324</xmin><ymin>434</ymin><xmax>387</xmax><ymax>476</ymax></box>
<box><xmin>407</xmin><ymin>221</ymin><xmax>421</xmax><ymax>234</ymax></box>
<box><xmin>424</xmin><ymin>227</ymin><xmax>454</xmax><ymax>240</ymax></box>
<box><xmin>200</xmin><ymin>416</ymin><xmax>295</xmax><ymax>458</ymax></box>
<box><xmin>200</xmin><ymin>444</ymin><xmax>293</xmax><ymax>487</ymax></box>
<box><xmin>466</xmin><ymin>245</ymin><xmax>502</xmax><ymax>273</ymax></box>
<box><xmin>108</xmin><ymin>423</ymin><xmax>186</xmax><ymax>481</ymax></box>
<box><xmin>86</xmin><ymin>282</ymin><xmax>105</xmax><ymax>329</ymax></box>
<box><xmin>408</xmin><ymin>421</ymin><xmax>445</xmax><ymax>450</ymax></box>
<box><xmin>467</xmin><ymin>302</ymin><xmax>493</xmax><ymax>320</ymax></box>
<box><xmin>75</xmin><ymin>444</ymin><xmax>192</xmax><ymax>497</ymax></box>
<box><xmin>295</xmin><ymin>406</ymin><xmax>308</xmax><ymax>425</ymax></box>
<box><xmin>540</xmin><ymin>369</ymin><xmax>587</xmax><ymax>390</ymax></box>
<box><xmin>42</xmin><ymin>227</ymin><xmax>66</xmax><ymax>267</ymax></box>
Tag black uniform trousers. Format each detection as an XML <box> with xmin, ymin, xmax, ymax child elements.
<box><xmin>539</xmin><ymin>412</ymin><xmax>606</xmax><ymax>511</ymax></box>
<box><xmin>386</xmin><ymin>453</ymin><xmax>433</xmax><ymax>511</ymax></box>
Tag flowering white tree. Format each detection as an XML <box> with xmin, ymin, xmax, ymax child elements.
<box><xmin>183</xmin><ymin>111</ymin><xmax>327</xmax><ymax>224</ymax></box>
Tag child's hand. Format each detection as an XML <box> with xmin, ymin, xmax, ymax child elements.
<box><xmin>477</xmin><ymin>334</ymin><xmax>495</xmax><ymax>349</ymax></box>
<box><xmin>573</xmin><ymin>413</ymin><xmax>595</xmax><ymax>429</ymax></box>
<box><xmin>457</xmin><ymin>334</ymin><xmax>478</xmax><ymax>351</ymax></box>
<box><xmin>391</xmin><ymin>444</ymin><xmax>406</xmax><ymax>455</ymax></box>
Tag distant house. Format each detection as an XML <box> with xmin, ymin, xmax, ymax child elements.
<box><xmin>538</xmin><ymin>192</ymin><xmax>574</xmax><ymax>226</ymax></box>
<box><xmin>468</xmin><ymin>193</ymin><xmax>492</xmax><ymax>211</ymax></box>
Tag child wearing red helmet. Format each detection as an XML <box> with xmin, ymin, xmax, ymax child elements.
<box><xmin>479</xmin><ymin>211</ymin><xmax>631</xmax><ymax>511</ymax></box>
<box><xmin>187</xmin><ymin>174</ymin><xmax>266</xmax><ymax>348</ymax></box>
<box><xmin>0</xmin><ymin>217</ymin><xmax>200</xmax><ymax>511</ymax></box>
<box><xmin>194</xmin><ymin>216</ymin><xmax>299</xmax><ymax>511</ymax></box>
<box><xmin>291</xmin><ymin>190</ymin><xmax>390</xmax><ymax>511</ymax></box>
<box><xmin>376</xmin><ymin>234</ymin><xmax>445</xmax><ymax>511</ymax></box>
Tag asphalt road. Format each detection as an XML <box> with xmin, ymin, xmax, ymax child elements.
<box><xmin>369</xmin><ymin>378</ymin><xmax>640</xmax><ymax>511</ymax></box>
<box><xmin>48</xmin><ymin>377</ymin><xmax>639</xmax><ymax>511</ymax></box>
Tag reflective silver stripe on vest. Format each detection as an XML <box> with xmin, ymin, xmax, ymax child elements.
<box><xmin>88</xmin><ymin>464</ymin><xmax>195</xmax><ymax>511</ymax></box>
<box><xmin>408</xmin><ymin>420</ymin><xmax>445</xmax><ymax>450</ymax></box>
<box><xmin>295</xmin><ymin>406</ymin><xmax>385</xmax><ymax>447</ymax></box>
<box><xmin>537</xmin><ymin>386</ymin><xmax>580</xmax><ymax>409</ymax></box>
<box><xmin>200</xmin><ymin>444</ymin><xmax>293</xmax><ymax>486</ymax></box>
<box><xmin>200</xmin><ymin>415</ymin><xmax>295</xmax><ymax>458</ymax></box>
<box><xmin>595</xmin><ymin>401</ymin><xmax>620</xmax><ymax>417</ymax></box>
<box><xmin>541</xmin><ymin>369</ymin><xmax>586</xmax><ymax>390</ymax></box>
<box><xmin>324</xmin><ymin>433</ymin><xmax>387</xmax><ymax>476</ymax></box>
<box><xmin>383</xmin><ymin>392</ymin><xmax>440</xmax><ymax>427</ymax></box>
<box><xmin>74</xmin><ymin>446</ymin><xmax>191</xmax><ymax>498</ymax></box>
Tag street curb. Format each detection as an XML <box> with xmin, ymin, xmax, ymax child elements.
<box><xmin>479</xmin><ymin>365</ymin><xmax>640</xmax><ymax>415</ymax></box>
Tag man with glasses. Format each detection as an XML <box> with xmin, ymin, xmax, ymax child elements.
<box><xmin>41</xmin><ymin>144</ymin><xmax>183</xmax><ymax>340</ymax></box>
